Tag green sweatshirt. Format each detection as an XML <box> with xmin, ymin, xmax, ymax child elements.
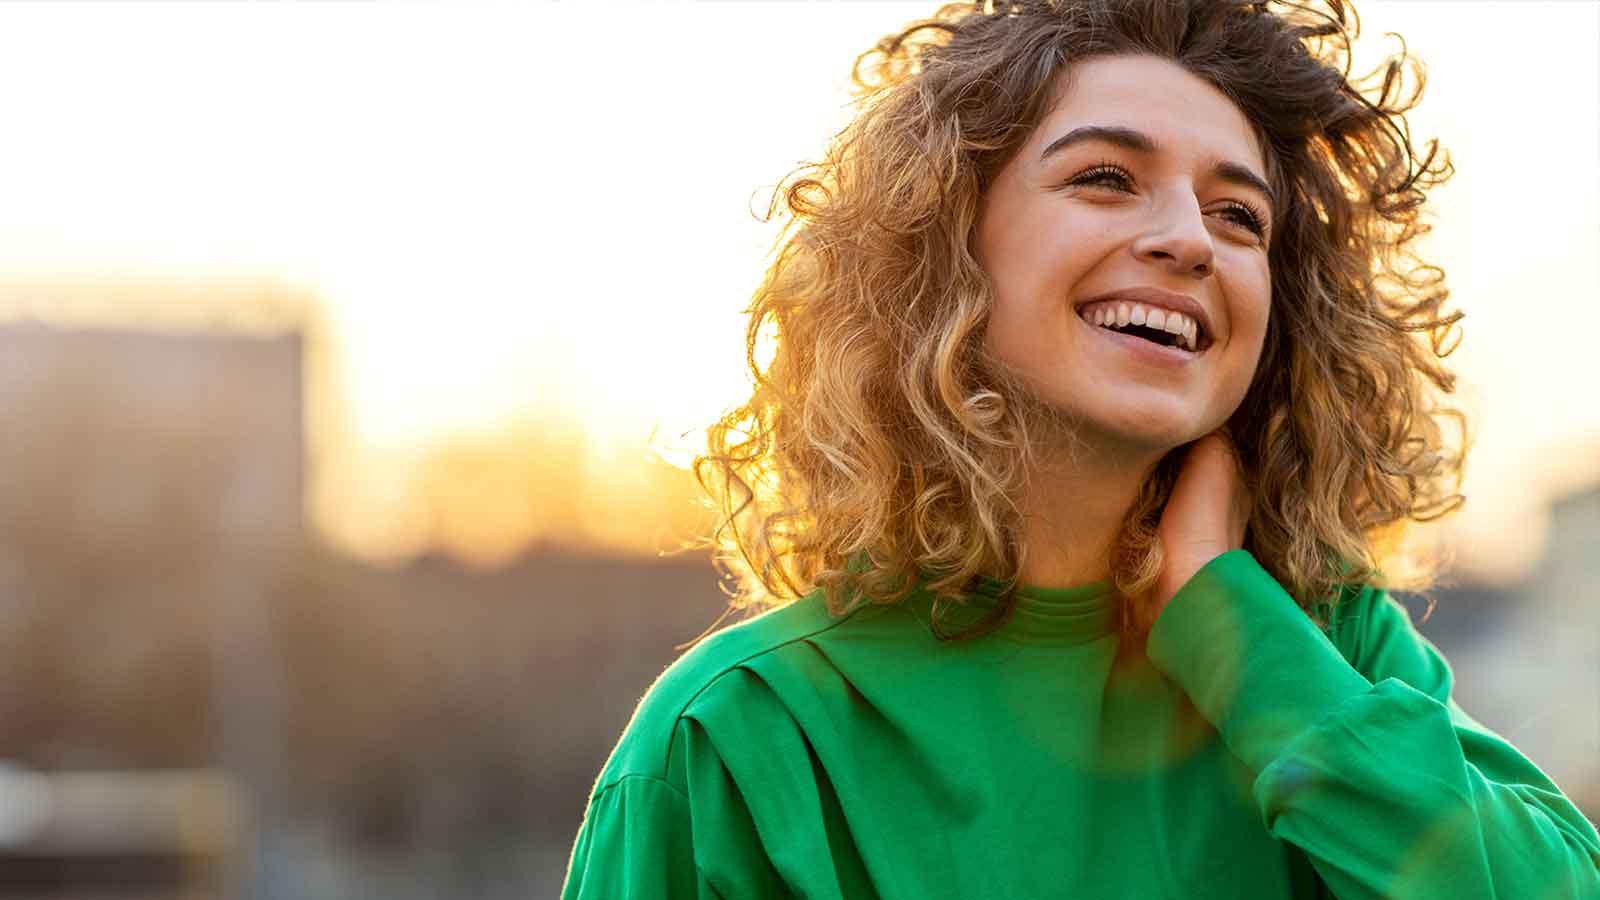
<box><xmin>559</xmin><ymin>549</ymin><xmax>1600</xmax><ymax>899</ymax></box>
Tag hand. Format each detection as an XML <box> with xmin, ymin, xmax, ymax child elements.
<box><xmin>1149</xmin><ymin>428</ymin><xmax>1253</xmax><ymax>618</ymax></box>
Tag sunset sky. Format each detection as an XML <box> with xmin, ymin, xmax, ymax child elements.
<box><xmin>0</xmin><ymin>0</ymin><xmax>1594</xmax><ymax>582</ymax></box>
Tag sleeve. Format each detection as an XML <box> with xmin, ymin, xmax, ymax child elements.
<box><xmin>559</xmin><ymin>714</ymin><xmax>788</xmax><ymax>900</ymax></box>
<box><xmin>1146</xmin><ymin>548</ymin><xmax>1600</xmax><ymax>900</ymax></box>
<box><xmin>559</xmin><ymin>774</ymin><xmax>713</xmax><ymax>900</ymax></box>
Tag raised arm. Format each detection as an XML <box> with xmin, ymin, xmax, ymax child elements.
<box><xmin>1147</xmin><ymin>549</ymin><xmax>1600</xmax><ymax>899</ymax></box>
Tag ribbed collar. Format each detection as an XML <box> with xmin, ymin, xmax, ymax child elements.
<box><xmin>905</xmin><ymin>572</ymin><xmax>1120</xmax><ymax>646</ymax></box>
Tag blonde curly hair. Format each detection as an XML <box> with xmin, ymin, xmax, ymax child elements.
<box><xmin>689</xmin><ymin>0</ymin><xmax>1467</xmax><ymax>642</ymax></box>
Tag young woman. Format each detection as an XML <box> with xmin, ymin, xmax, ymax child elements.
<box><xmin>562</xmin><ymin>1</ymin><xmax>1600</xmax><ymax>897</ymax></box>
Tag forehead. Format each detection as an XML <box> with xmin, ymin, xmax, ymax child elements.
<box><xmin>1033</xmin><ymin>53</ymin><xmax>1266</xmax><ymax>174</ymax></box>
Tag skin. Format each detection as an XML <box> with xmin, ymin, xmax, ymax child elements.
<box><xmin>971</xmin><ymin>53</ymin><xmax>1272</xmax><ymax>617</ymax></box>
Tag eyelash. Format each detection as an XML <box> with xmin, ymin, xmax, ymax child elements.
<box><xmin>1065</xmin><ymin>159</ymin><xmax>1269</xmax><ymax>238</ymax></box>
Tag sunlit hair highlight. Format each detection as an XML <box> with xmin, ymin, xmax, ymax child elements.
<box><xmin>688</xmin><ymin>0</ymin><xmax>1466</xmax><ymax>643</ymax></box>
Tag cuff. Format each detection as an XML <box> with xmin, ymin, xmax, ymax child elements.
<box><xmin>1146</xmin><ymin>549</ymin><xmax>1373</xmax><ymax>774</ymax></box>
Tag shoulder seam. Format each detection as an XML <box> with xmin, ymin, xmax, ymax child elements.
<box><xmin>657</xmin><ymin>597</ymin><xmax>883</xmax><ymax>782</ymax></box>
<box><xmin>593</xmin><ymin>771</ymin><xmax>690</xmax><ymax>805</ymax></box>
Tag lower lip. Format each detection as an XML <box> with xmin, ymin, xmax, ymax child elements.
<box><xmin>1079</xmin><ymin>315</ymin><xmax>1202</xmax><ymax>366</ymax></box>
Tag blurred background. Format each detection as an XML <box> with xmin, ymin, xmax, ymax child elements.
<box><xmin>0</xmin><ymin>0</ymin><xmax>1593</xmax><ymax>897</ymax></box>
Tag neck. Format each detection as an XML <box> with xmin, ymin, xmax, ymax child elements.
<box><xmin>1013</xmin><ymin>453</ymin><xmax>1153</xmax><ymax>589</ymax></box>
<box><xmin>986</xmin><ymin>358</ymin><xmax>1173</xmax><ymax>591</ymax></box>
<box><xmin>1006</xmin><ymin>409</ymin><xmax>1167</xmax><ymax>590</ymax></box>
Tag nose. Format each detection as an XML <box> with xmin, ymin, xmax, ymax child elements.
<box><xmin>1131</xmin><ymin>192</ymin><xmax>1214</xmax><ymax>277</ymax></box>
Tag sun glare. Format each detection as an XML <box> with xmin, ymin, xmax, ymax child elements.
<box><xmin>0</xmin><ymin>1</ymin><xmax>1593</xmax><ymax>580</ymax></box>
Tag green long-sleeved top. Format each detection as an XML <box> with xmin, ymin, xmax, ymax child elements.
<box><xmin>559</xmin><ymin>549</ymin><xmax>1600</xmax><ymax>898</ymax></box>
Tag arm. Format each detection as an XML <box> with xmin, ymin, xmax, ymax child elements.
<box><xmin>1147</xmin><ymin>549</ymin><xmax>1600</xmax><ymax>900</ymax></box>
<box><xmin>560</xmin><ymin>774</ymin><xmax>712</xmax><ymax>900</ymax></box>
<box><xmin>560</xmin><ymin>712</ymin><xmax>787</xmax><ymax>900</ymax></box>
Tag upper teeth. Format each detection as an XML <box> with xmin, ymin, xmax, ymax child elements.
<box><xmin>1081</xmin><ymin>301</ymin><xmax>1201</xmax><ymax>351</ymax></box>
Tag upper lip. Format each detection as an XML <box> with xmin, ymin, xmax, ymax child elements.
<box><xmin>1075</xmin><ymin>286</ymin><xmax>1215</xmax><ymax>344</ymax></box>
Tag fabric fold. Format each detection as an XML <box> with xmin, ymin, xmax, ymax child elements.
<box><xmin>1146</xmin><ymin>548</ymin><xmax>1600</xmax><ymax>899</ymax></box>
<box><xmin>560</xmin><ymin>555</ymin><xmax>1600</xmax><ymax>899</ymax></box>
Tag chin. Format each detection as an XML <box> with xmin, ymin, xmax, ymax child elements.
<box><xmin>1064</xmin><ymin>421</ymin><xmax>1178</xmax><ymax>455</ymax></box>
<box><xmin>1076</xmin><ymin>408</ymin><xmax>1212</xmax><ymax>456</ymax></box>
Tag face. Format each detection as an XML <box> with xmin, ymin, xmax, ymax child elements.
<box><xmin>974</xmin><ymin>53</ymin><xmax>1273</xmax><ymax>459</ymax></box>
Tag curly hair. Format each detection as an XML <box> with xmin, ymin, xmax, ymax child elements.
<box><xmin>688</xmin><ymin>0</ymin><xmax>1467</xmax><ymax>644</ymax></box>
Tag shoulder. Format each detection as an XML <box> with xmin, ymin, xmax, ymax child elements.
<box><xmin>588</xmin><ymin>589</ymin><xmax>881</xmax><ymax>798</ymax></box>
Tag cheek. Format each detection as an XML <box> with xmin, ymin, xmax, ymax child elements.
<box><xmin>1216</xmin><ymin>265</ymin><xmax>1272</xmax><ymax>387</ymax></box>
<box><xmin>981</xmin><ymin>241</ymin><xmax>1067</xmax><ymax>339</ymax></box>
<box><xmin>1226</xmin><ymin>260</ymin><xmax>1273</xmax><ymax>338</ymax></box>
<box><xmin>981</xmin><ymin>202</ymin><xmax>1093</xmax><ymax>292</ymax></box>
<box><xmin>1250</xmin><ymin>289</ymin><xmax>1273</xmax><ymax>348</ymax></box>
<box><xmin>1235</xmin><ymin>299</ymin><xmax>1273</xmax><ymax>392</ymax></box>
<box><xmin>983</xmin><ymin>293</ymin><xmax>1038</xmax><ymax>368</ymax></box>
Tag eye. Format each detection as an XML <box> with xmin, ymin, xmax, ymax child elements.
<box><xmin>1064</xmin><ymin>160</ymin><xmax>1271</xmax><ymax>241</ymax></box>
<box><xmin>1065</xmin><ymin>161</ymin><xmax>1134</xmax><ymax>191</ymax></box>
<box><xmin>1217</xmin><ymin>200</ymin><xmax>1269</xmax><ymax>238</ymax></box>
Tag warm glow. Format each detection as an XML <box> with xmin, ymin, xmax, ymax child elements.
<box><xmin>0</xmin><ymin>1</ymin><xmax>1593</xmax><ymax>581</ymax></box>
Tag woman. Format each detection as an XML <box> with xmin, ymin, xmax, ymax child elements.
<box><xmin>562</xmin><ymin>1</ymin><xmax>1600</xmax><ymax>897</ymax></box>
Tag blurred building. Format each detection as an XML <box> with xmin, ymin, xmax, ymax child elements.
<box><xmin>0</xmin><ymin>313</ymin><xmax>734</xmax><ymax>898</ymax></box>
<box><xmin>0</xmin><ymin>320</ymin><xmax>303</xmax><ymax>544</ymax></box>
<box><xmin>0</xmin><ymin>320</ymin><xmax>301</xmax><ymax>842</ymax></box>
<box><xmin>1425</xmin><ymin>477</ymin><xmax>1600</xmax><ymax>817</ymax></box>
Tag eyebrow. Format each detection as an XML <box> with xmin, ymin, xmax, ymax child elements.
<box><xmin>1038</xmin><ymin>123</ymin><xmax>1276</xmax><ymax>211</ymax></box>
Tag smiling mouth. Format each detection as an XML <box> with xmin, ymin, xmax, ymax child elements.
<box><xmin>1104</xmin><ymin>320</ymin><xmax>1184</xmax><ymax>348</ymax></box>
<box><xmin>1076</xmin><ymin>307</ymin><xmax>1212</xmax><ymax>353</ymax></box>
